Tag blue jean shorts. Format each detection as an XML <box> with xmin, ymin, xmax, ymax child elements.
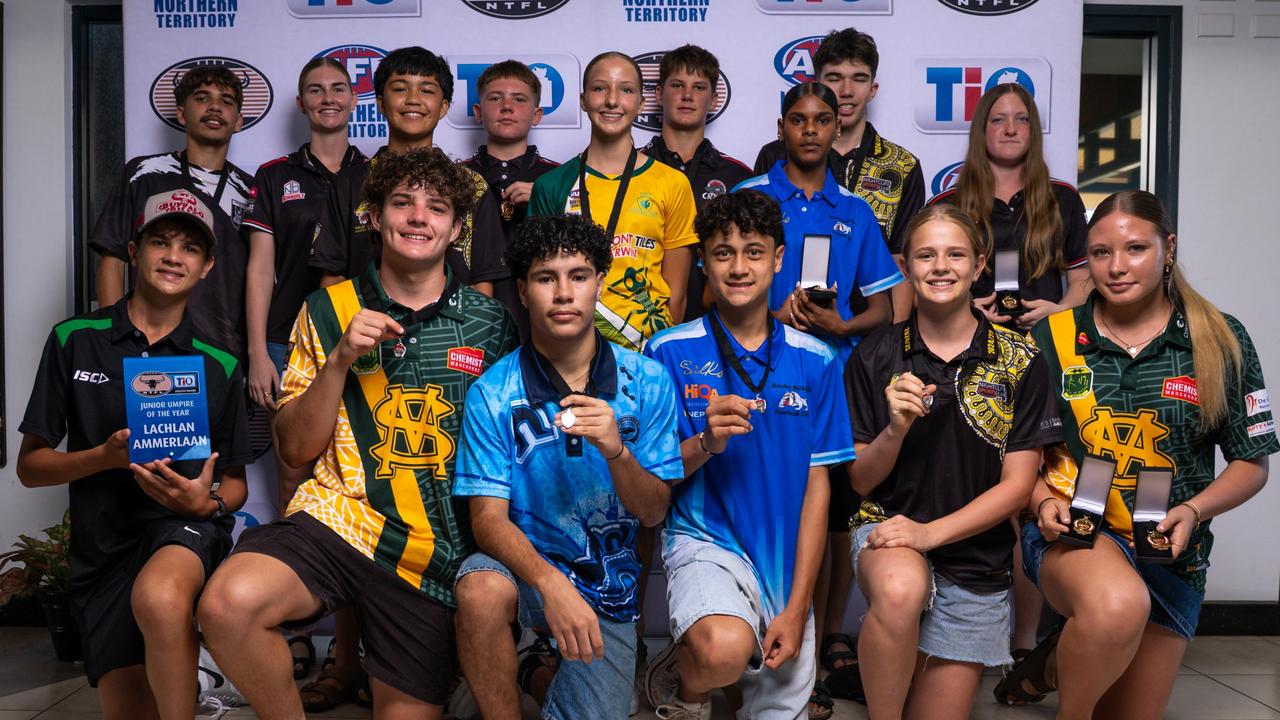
<box><xmin>266</xmin><ymin>341</ymin><xmax>290</xmax><ymax>376</ymax></box>
<box><xmin>852</xmin><ymin>523</ymin><xmax>1012</xmax><ymax>667</ymax></box>
<box><xmin>1020</xmin><ymin>521</ymin><xmax>1203</xmax><ymax>640</ymax></box>
<box><xmin>456</xmin><ymin>552</ymin><xmax>637</xmax><ymax>720</ymax></box>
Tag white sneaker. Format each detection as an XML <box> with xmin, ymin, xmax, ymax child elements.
<box><xmin>642</xmin><ymin>641</ymin><xmax>680</xmax><ymax>710</ymax></box>
<box><xmin>197</xmin><ymin>645</ymin><xmax>244</xmax><ymax>708</ymax></box>
<box><xmin>654</xmin><ymin>699</ymin><xmax>712</xmax><ymax>720</ymax></box>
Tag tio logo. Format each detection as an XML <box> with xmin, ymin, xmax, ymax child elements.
<box><xmin>446</xmin><ymin>54</ymin><xmax>580</xmax><ymax>129</ymax></box>
<box><xmin>774</xmin><ymin>36</ymin><xmax>824</xmax><ymax>86</ymax></box>
<box><xmin>913</xmin><ymin>58</ymin><xmax>1051</xmax><ymax>133</ymax></box>
<box><xmin>288</xmin><ymin>0</ymin><xmax>421</xmax><ymax>18</ymax></box>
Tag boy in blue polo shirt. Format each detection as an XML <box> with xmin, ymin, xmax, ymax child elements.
<box><xmin>452</xmin><ymin>214</ymin><xmax>683</xmax><ymax>720</ymax></box>
<box><xmin>642</xmin><ymin>189</ymin><xmax>855</xmax><ymax>719</ymax></box>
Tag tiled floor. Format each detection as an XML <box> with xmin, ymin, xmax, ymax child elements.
<box><xmin>3</xmin><ymin>631</ymin><xmax>1280</xmax><ymax>718</ymax></box>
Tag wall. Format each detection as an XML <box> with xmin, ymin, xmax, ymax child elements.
<box><xmin>1</xmin><ymin>0</ymin><xmax>1278</xmax><ymax>603</ymax></box>
<box><xmin>0</xmin><ymin>0</ymin><xmax>77</xmax><ymax>555</ymax></box>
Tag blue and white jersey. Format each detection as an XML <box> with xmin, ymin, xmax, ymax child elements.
<box><xmin>735</xmin><ymin>161</ymin><xmax>904</xmax><ymax>367</ymax></box>
<box><xmin>644</xmin><ymin>312</ymin><xmax>855</xmax><ymax>617</ymax></box>
<box><xmin>455</xmin><ymin>335</ymin><xmax>683</xmax><ymax>622</ymax></box>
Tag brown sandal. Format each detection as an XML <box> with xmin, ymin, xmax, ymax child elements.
<box><xmin>299</xmin><ymin>660</ymin><xmax>356</xmax><ymax>712</ymax></box>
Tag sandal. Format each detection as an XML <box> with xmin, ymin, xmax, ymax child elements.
<box><xmin>993</xmin><ymin>630</ymin><xmax>1060</xmax><ymax>706</ymax></box>
<box><xmin>351</xmin><ymin>665</ymin><xmax>373</xmax><ymax>708</ymax></box>
<box><xmin>819</xmin><ymin>632</ymin><xmax>863</xmax><ymax>701</ymax></box>
<box><xmin>287</xmin><ymin>635</ymin><xmax>315</xmax><ymax>680</ymax></box>
<box><xmin>299</xmin><ymin>660</ymin><xmax>356</xmax><ymax>713</ymax></box>
<box><xmin>517</xmin><ymin>632</ymin><xmax>560</xmax><ymax>697</ymax></box>
<box><xmin>807</xmin><ymin>678</ymin><xmax>834</xmax><ymax>720</ymax></box>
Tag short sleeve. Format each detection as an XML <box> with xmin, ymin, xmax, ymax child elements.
<box><xmin>633</xmin><ymin>361</ymin><xmax>685</xmax><ymax>482</ymax></box>
<box><xmin>242</xmin><ymin>165</ymin><xmax>276</xmax><ymax>235</ymax></box>
<box><xmin>453</xmin><ymin>381</ymin><xmax>513</xmax><ymax>500</ymax></box>
<box><xmin>887</xmin><ymin>163</ymin><xmax>926</xmax><ymax>255</ymax></box>
<box><xmin>1215</xmin><ymin>319</ymin><xmax>1280</xmax><ymax>460</ymax></box>
<box><xmin>1060</xmin><ymin>186</ymin><xmax>1088</xmax><ymax>269</ymax></box>
<box><xmin>1004</xmin><ymin>350</ymin><xmax>1066</xmax><ymax>453</ymax></box>
<box><xmin>309</xmin><ymin>176</ymin><xmax>352</xmax><ymax>275</ymax></box>
<box><xmin>465</xmin><ymin>186</ymin><xmax>512</xmax><ymax>284</ymax></box>
<box><xmin>846</xmin><ymin>345</ymin><xmax>885</xmax><ymax>444</ymax></box>
<box><xmin>211</xmin><ymin>364</ymin><xmax>252</xmax><ymax>470</ymax></box>
<box><xmin>88</xmin><ymin>164</ymin><xmax>138</xmax><ymax>261</ymax></box>
<box><xmin>528</xmin><ymin>174</ymin><xmax>558</xmax><ymax>218</ymax></box>
<box><xmin>661</xmin><ymin>172</ymin><xmax>698</xmax><ymax>251</ymax></box>
<box><xmin>853</xmin><ymin>212</ymin><xmax>905</xmax><ymax>297</ymax></box>
<box><xmin>810</xmin><ymin>352</ymin><xmax>856</xmax><ymax>466</ymax></box>
<box><xmin>18</xmin><ymin>330</ymin><xmax>71</xmax><ymax>448</ymax></box>
<box><xmin>278</xmin><ymin>303</ymin><xmax>321</xmax><ymax>408</ymax></box>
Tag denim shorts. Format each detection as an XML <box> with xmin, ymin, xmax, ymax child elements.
<box><xmin>662</xmin><ymin>534</ymin><xmax>816</xmax><ymax>719</ymax></box>
<box><xmin>456</xmin><ymin>552</ymin><xmax>637</xmax><ymax>720</ymax></box>
<box><xmin>1020</xmin><ymin>522</ymin><xmax>1203</xmax><ymax>640</ymax></box>
<box><xmin>266</xmin><ymin>341</ymin><xmax>290</xmax><ymax>376</ymax></box>
<box><xmin>852</xmin><ymin>523</ymin><xmax>1012</xmax><ymax>667</ymax></box>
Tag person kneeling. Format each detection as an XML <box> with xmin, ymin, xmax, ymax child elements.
<box><xmin>845</xmin><ymin>205</ymin><xmax>1063</xmax><ymax>720</ymax></box>
<box><xmin>641</xmin><ymin>189</ymin><xmax>856</xmax><ymax>719</ymax></box>
<box><xmin>453</xmin><ymin>213</ymin><xmax>683</xmax><ymax>720</ymax></box>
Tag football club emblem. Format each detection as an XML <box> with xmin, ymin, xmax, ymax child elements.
<box><xmin>281</xmin><ymin>180</ymin><xmax>305</xmax><ymax>203</ymax></box>
<box><xmin>1061</xmin><ymin>366</ymin><xmax>1093</xmax><ymax>401</ymax></box>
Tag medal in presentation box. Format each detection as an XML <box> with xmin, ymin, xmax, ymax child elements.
<box><xmin>1061</xmin><ymin>454</ymin><xmax>1116</xmax><ymax>548</ymax></box>
<box><xmin>1133</xmin><ymin>468</ymin><xmax>1176</xmax><ymax>564</ymax></box>
<box><xmin>123</xmin><ymin>355</ymin><xmax>211</xmax><ymax>465</ymax></box>
<box><xmin>801</xmin><ymin>234</ymin><xmax>836</xmax><ymax>307</ymax></box>
<box><xmin>993</xmin><ymin>249</ymin><xmax>1026</xmax><ymax>317</ymax></box>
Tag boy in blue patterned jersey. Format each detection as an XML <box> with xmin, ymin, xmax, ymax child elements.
<box><xmin>642</xmin><ymin>190</ymin><xmax>855</xmax><ymax>719</ymax></box>
<box><xmin>453</xmin><ymin>214</ymin><xmax>683</xmax><ymax>720</ymax></box>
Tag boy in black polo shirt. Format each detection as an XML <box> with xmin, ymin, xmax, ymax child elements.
<box><xmin>643</xmin><ymin>44</ymin><xmax>753</xmax><ymax>322</ymax></box>
<box><xmin>464</xmin><ymin>59</ymin><xmax>561</xmax><ymax>341</ymax></box>
<box><xmin>312</xmin><ymin>46</ymin><xmax>509</xmax><ymax>296</ymax></box>
<box><xmin>92</xmin><ymin>64</ymin><xmax>255</xmax><ymax>357</ymax></box>
<box><xmin>18</xmin><ymin>192</ymin><xmax>250</xmax><ymax>720</ymax></box>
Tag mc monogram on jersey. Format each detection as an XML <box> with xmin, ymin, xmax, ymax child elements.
<box><xmin>1078</xmin><ymin>407</ymin><xmax>1175</xmax><ymax>484</ymax></box>
<box><xmin>370</xmin><ymin>384</ymin><xmax>456</xmax><ymax>480</ymax></box>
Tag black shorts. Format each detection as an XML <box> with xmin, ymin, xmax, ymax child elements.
<box><xmin>71</xmin><ymin>516</ymin><xmax>231</xmax><ymax>686</ymax></box>
<box><xmin>231</xmin><ymin>511</ymin><xmax>457</xmax><ymax>705</ymax></box>
<box><xmin>827</xmin><ymin>462</ymin><xmax>859</xmax><ymax>533</ymax></box>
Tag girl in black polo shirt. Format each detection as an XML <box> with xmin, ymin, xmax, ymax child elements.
<box><xmin>931</xmin><ymin>83</ymin><xmax>1089</xmax><ymax>332</ymax></box>
<box><xmin>845</xmin><ymin>205</ymin><xmax>1062</xmax><ymax>720</ymax></box>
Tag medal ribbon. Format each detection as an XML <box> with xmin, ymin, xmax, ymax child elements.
<box><xmin>577</xmin><ymin>146</ymin><xmax>638</xmax><ymax>242</ymax></box>
<box><xmin>707</xmin><ymin>309</ymin><xmax>773</xmax><ymax>408</ymax></box>
<box><xmin>179</xmin><ymin>150</ymin><xmax>230</xmax><ymax>207</ymax></box>
<box><xmin>530</xmin><ymin>338</ymin><xmax>600</xmax><ymax>457</ymax></box>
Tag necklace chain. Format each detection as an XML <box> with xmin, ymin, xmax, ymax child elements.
<box><xmin>1099</xmin><ymin>315</ymin><xmax>1164</xmax><ymax>357</ymax></box>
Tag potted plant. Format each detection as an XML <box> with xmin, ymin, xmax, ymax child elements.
<box><xmin>0</xmin><ymin>510</ymin><xmax>82</xmax><ymax>662</ymax></box>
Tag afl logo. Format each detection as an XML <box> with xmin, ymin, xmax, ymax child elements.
<box><xmin>932</xmin><ymin>161</ymin><xmax>964</xmax><ymax>196</ymax></box>
<box><xmin>132</xmin><ymin>372</ymin><xmax>174</xmax><ymax>398</ymax></box>
<box><xmin>935</xmin><ymin>0</ymin><xmax>1041</xmax><ymax>15</ymax></box>
<box><xmin>774</xmin><ymin>36</ymin><xmax>824</xmax><ymax>86</ymax></box>
<box><xmin>631</xmin><ymin>51</ymin><xmax>731</xmax><ymax>133</ymax></box>
<box><xmin>316</xmin><ymin>45</ymin><xmax>386</xmax><ymax>101</ymax></box>
<box><xmin>461</xmin><ymin>0</ymin><xmax>571</xmax><ymax>19</ymax></box>
<box><xmin>150</xmin><ymin>57</ymin><xmax>273</xmax><ymax>132</ymax></box>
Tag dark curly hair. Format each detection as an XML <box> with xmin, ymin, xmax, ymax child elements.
<box><xmin>508</xmin><ymin>214</ymin><xmax>612</xmax><ymax>280</ymax></box>
<box><xmin>362</xmin><ymin>147</ymin><xmax>477</xmax><ymax>221</ymax></box>
<box><xmin>174</xmin><ymin>64</ymin><xmax>243</xmax><ymax>110</ymax></box>
<box><xmin>694</xmin><ymin>190</ymin><xmax>785</xmax><ymax>248</ymax></box>
<box><xmin>374</xmin><ymin>46</ymin><xmax>453</xmax><ymax>103</ymax></box>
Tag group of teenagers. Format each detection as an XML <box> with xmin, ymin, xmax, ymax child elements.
<box><xmin>13</xmin><ymin>23</ymin><xmax>1278</xmax><ymax>720</ymax></box>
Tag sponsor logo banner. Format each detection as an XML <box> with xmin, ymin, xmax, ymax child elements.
<box><xmin>461</xmin><ymin>0</ymin><xmax>571</xmax><ymax>18</ymax></box>
<box><xmin>631</xmin><ymin>51</ymin><xmax>731</xmax><ymax>132</ymax></box>
<box><xmin>935</xmin><ymin>0</ymin><xmax>1040</xmax><ymax>16</ymax></box>
<box><xmin>150</xmin><ymin>56</ymin><xmax>273</xmax><ymax>132</ymax></box>
<box><xmin>913</xmin><ymin>57</ymin><xmax>1051</xmax><ymax>133</ymax></box>
<box><xmin>755</xmin><ymin>0</ymin><xmax>891</xmax><ymax>13</ymax></box>
<box><xmin>153</xmin><ymin>0</ymin><xmax>238</xmax><ymax>28</ymax></box>
<box><xmin>621</xmin><ymin>0</ymin><xmax>711</xmax><ymax>22</ymax></box>
<box><xmin>287</xmin><ymin>0</ymin><xmax>420</xmax><ymax>19</ymax></box>
<box><xmin>931</xmin><ymin>161</ymin><xmax>964</xmax><ymax>196</ymax></box>
<box><xmin>774</xmin><ymin>35</ymin><xmax>824</xmax><ymax>86</ymax></box>
<box><xmin>448</xmin><ymin>54</ymin><xmax>580</xmax><ymax>129</ymax></box>
<box><xmin>315</xmin><ymin>45</ymin><xmax>389</xmax><ymax>139</ymax></box>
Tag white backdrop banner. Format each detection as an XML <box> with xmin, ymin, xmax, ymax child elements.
<box><xmin>129</xmin><ymin>0</ymin><xmax>1083</xmax><ymax>199</ymax></box>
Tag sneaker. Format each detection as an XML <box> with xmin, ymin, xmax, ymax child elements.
<box><xmin>642</xmin><ymin>641</ymin><xmax>680</xmax><ymax>710</ymax></box>
<box><xmin>196</xmin><ymin>694</ymin><xmax>233</xmax><ymax>720</ymax></box>
<box><xmin>516</xmin><ymin>630</ymin><xmax>559</xmax><ymax>697</ymax></box>
<box><xmin>197</xmin><ymin>645</ymin><xmax>244</xmax><ymax>708</ymax></box>
<box><xmin>654</xmin><ymin>699</ymin><xmax>712</xmax><ymax>720</ymax></box>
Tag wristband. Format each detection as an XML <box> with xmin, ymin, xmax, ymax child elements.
<box><xmin>209</xmin><ymin>491</ymin><xmax>228</xmax><ymax>521</ymax></box>
<box><xmin>1036</xmin><ymin>496</ymin><xmax>1057</xmax><ymax>518</ymax></box>
<box><xmin>1180</xmin><ymin>500</ymin><xmax>1203</xmax><ymax>528</ymax></box>
<box><xmin>605</xmin><ymin>444</ymin><xmax>627</xmax><ymax>461</ymax></box>
<box><xmin>698</xmin><ymin>431</ymin><xmax>722</xmax><ymax>456</ymax></box>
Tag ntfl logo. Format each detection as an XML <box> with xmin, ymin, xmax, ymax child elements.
<box><xmin>631</xmin><ymin>51</ymin><xmax>731</xmax><ymax>133</ymax></box>
<box><xmin>913</xmin><ymin>58</ymin><xmax>1051</xmax><ymax>133</ymax></box>
<box><xmin>150</xmin><ymin>57</ymin><xmax>273</xmax><ymax>132</ymax></box>
<box><xmin>774</xmin><ymin>36</ymin><xmax>824</xmax><ymax>86</ymax></box>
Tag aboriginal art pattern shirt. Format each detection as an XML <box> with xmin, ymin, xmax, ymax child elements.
<box><xmin>1032</xmin><ymin>295</ymin><xmax>1278</xmax><ymax>593</ymax></box>
<box><xmin>280</xmin><ymin>264</ymin><xmax>518</xmax><ymax>605</ymax></box>
<box><xmin>454</xmin><ymin>336</ymin><xmax>684</xmax><ymax>622</ymax></box>
<box><xmin>529</xmin><ymin>155</ymin><xmax>699</xmax><ymax>351</ymax></box>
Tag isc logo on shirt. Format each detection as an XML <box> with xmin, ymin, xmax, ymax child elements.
<box><xmin>73</xmin><ymin>370</ymin><xmax>109</xmax><ymax>384</ymax></box>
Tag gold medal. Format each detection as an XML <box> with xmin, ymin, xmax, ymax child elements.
<box><xmin>500</xmin><ymin>199</ymin><xmax>515</xmax><ymax>221</ymax></box>
<box><xmin>1002</xmin><ymin>295</ymin><xmax>1019</xmax><ymax>309</ymax></box>
<box><xmin>754</xmin><ymin>396</ymin><xmax>766</xmax><ymax>414</ymax></box>
<box><xmin>1072</xmin><ymin>516</ymin><xmax>1095</xmax><ymax>536</ymax></box>
<box><xmin>1146</xmin><ymin>529</ymin><xmax>1171</xmax><ymax>551</ymax></box>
